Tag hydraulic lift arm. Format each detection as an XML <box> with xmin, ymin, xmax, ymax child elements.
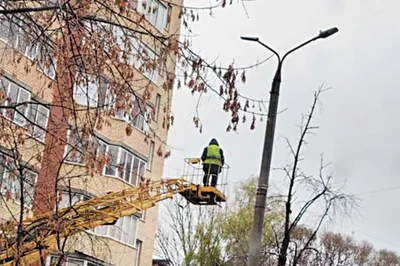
<box><xmin>0</xmin><ymin>178</ymin><xmax>226</xmax><ymax>266</ymax></box>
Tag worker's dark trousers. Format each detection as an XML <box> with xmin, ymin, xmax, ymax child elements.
<box><xmin>203</xmin><ymin>164</ymin><xmax>220</xmax><ymax>187</ymax></box>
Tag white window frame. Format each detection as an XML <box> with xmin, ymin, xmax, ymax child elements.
<box><xmin>147</xmin><ymin>141</ymin><xmax>154</xmax><ymax>170</ymax></box>
<box><xmin>58</xmin><ymin>191</ymin><xmax>97</xmax><ymax>235</ymax></box>
<box><xmin>47</xmin><ymin>176</ymin><xmax>142</xmax><ymax>251</ymax></box>
<box><xmin>0</xmin><ymin>17</ymin><xmax>17</xmax><ymax>44</ymax></box>
<box><xmin>47</xmin><ymin>255</ymin><xmax>106</xmax><ymax>266</ymax></box>
<box><xmin>154</xmin><ymin>1</ymin><xmax>169</xmax><ymax>31</ymax></box>
<box><xmin>132</xmin><ymin>102</ymin><xmax>152</xmax><ymax>133</ymax></box>
<box><xmin>128</xmin><ymin>153</ymin><xmax>146</xmax><ymax>186</ymax></box>
<box><xmin>111</xmin><ymin>26</ymin><xmax>159</xmax><ymax>84</ymax></box>
<box><xmin>136</xmin><ymin>0</ymin><xmax>170</xmax><ymax>31</ymax></box>
<box><xmin>134</xmin><ymin>239</ymin><xmax>142</xmax><ymax>266</ymax></box>
<box><xmin>73</xmin><ymin>75</ymin><xmax>111</xmax><ymax>108</ymax></box>
<box><xmin>17</xmin><ymin>33</ymin><xmax>39</xmax><ymax>61</ymax></box>
<box><xmin>0</xmin><ymin>19</ymin><xmax>57</xmax><ymax>79</ymax></box>
<box><xmin>26</xmin><ymin>101</ymin><xmax>50</xmax><ymax>142</ymax></box>
<box><xmin>64</xmin><ymin>129</ymin><xmax>95</xmax><ymax>165</ymax></box>
<box><xmin>99</xmin><ymin>141</ymin><xmax>147</xmax><ymax>186</ymax></box>
<box><xmin>64</xmin><ymin>130</ymin><xmax>85</xmax><ymax>165</ymax></box>
<box><xmin>0</xmin><ymin>18</ymin><xmax>34</xmax><ymax>58</ymax></box>
<box><xmin>0</xmin><ymin>154</ymin><xmax>38</xmax><ymax>207</ymax></box>
<box><xmin>58</xmin><ymin>190</ymin><xmax>90</xmax><ymax>209</ymax></box>
<box><xmin>154</xmin><ymin>93</ymin><xmax>161</xmax><ymax>122</ymax></box>
<box><xmin>132</xmin><ymin>108</ymin><xmax>145</xmax><ymax>131</ymax></box>
<box><xmin>1</xmin><ymin>77</ymin><xmax>31</xmax><ymax>126</ymax></box>
<box><xmin>111</xmin><ymin>93</ymin><xmax>136</xmax><ymax>122</ymax></box>
<box><xmin>57</xmin><ymin>187</ymin><xmax>141</xmax><ymax>248</ymax></box>
<box><xmin>139</xmin><ymin>209</ymin><xmax>147</xmax><ymax>221</ymax></box>
<box><xmin>0</xmin><ymin>77</ymin><xmax>51</xmax><ymax>141</ymax></box>
<box><xmin>37</xmin><ymin>55</ymin><xmax>57</xmax><ymax>80</ymax></box>
<box><xmin>118</xmin><ymin>148</ymin><xmax>134</xmax><ymax>183</ymax></box>
<box><xmin>111</xmin><ymin>94</ymin><xmax>152</xmax><ymax>134</ymax></box>
<box><xmin>100</xmin><ymin>141</ymin><xmax>120</xmax><ymax>177</ymax></box>
<box><xmin>63</xmin><ymin>133</ymin><xmax>147</xmax><ymax>186</ymax></box>
<box><xmin>134</xmin><ymin>41</ymin><xmax>158</xmax><ymax>83</ymax></box>
<box><xmin>93</xmin><ymin>214</ymin><xmax>139</xmax><ymax>247</ymax></box>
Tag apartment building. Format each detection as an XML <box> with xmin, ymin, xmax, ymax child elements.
<box><xmin>0</xmin><ymin>1</ymin><xmax>182</xmax><ymax>265</ymax></box>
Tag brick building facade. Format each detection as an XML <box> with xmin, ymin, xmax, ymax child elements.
<box><xmin>0</xmin><ymin>1</ymin><xmax>182</xmax><ymax>265</ymax></box>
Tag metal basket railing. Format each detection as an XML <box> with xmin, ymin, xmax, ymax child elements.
<box><xmin>182</xmin><ymin>158</ymin><xmax>230</xmax><ymax>198</ymax></box>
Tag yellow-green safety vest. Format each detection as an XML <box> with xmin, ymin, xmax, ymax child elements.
<box><xmin>204</xmin><ymin>144</ymin><xmax>222</xmax><ymax>166</ymax></box>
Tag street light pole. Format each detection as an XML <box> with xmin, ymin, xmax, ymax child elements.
<box><xmin>241</xmin><ymin>27</ymin><xmax>339</xmax><ymax>266</ymax></box>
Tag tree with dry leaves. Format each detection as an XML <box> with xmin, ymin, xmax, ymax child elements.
<box><xmin>0</xmin><ymin>0</ymin><xmax>272</xmax><ymax>265</ymax></box>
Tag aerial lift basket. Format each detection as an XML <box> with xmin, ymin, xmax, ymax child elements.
<box><xmin>179</xmin><ymin>158</ymin><xmax>229</xmax><ymax>206</ymax></box>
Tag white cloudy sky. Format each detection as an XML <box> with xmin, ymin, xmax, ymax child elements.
<box><xmin>162</xmin><ymin>0</ymin><xmax>400</xmax><ymax>252</ymax></box>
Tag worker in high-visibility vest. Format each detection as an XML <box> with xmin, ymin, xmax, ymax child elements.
<box><xmin>201</xmin><ymin>138</ymin><xmax>225</xmax><ymax>187</ymax></box>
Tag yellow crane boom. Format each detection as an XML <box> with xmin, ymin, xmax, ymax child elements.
<box><xmin>0</xmin><ymin>178</ymin><xmax>226</xmax><ymax>266</ymax></box>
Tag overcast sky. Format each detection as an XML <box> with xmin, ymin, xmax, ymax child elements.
<box><xmin>162</xmin><ymin>0</ymin><xmax>400</xmax><ymax>252</ymax></box>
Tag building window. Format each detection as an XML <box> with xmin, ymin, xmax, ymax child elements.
<box><xmin>38</xmin><ymin>54</ymin><xmax>57</xmax><ymax>80</ymax></box>
<box><xmin>133</xmin><ymin>41</ymin><xmax>158</xmax><ymax>83</ymax></box>
<box><xmin>147</xmin><ymin>141</ymin><xmax>154</xmax><ymax>170</ymax></box>
<box><xmin>112</xmin><ymin>26</ymin><xmax>159</xmax><ymax>83</ymax></box>
<box><xmin>26</xmin><ymin>101</ymin><xmax>50</xmax><ymax>142</ymax></box>
<box><xmin>131</xmin><ymin>156</ymin><xmax>146</xmax><ymax>186</ymax></box>
<box><xmin>58</xmin><ymin>190</ymin><xmax>90</xmax><ymax>209</ymax></box>
<box><xmin>48</xmin><ymin>255</ymin><xmax>106</xmax><ymax>266</ymax></box>
<box><xmin>64</xmin><ymin>130</ymin><xmax>90</xmax><ymax>164</ymax></box>
<box><xmin>112</xmin><ymin>95</ymin><xmax>140</xmax><ymax>122</ymax></box>
<box><xmin>57</xmin><ymin>188</ymin><xmax>141</xmax><ymax>247</ymax></box>
<box><xmin>64</xmin><ymin>134</ymin><xmax>147</xmax><ymax>186</ymax></box>
<box><xmin>67</xmin><ymin>259</ymin><xmax>85</xmax><ymax>266</ymax></box>
<box><xmin>73</xmin><ymin>75</ymin><xmax>110</xmax><ymax>108</ymax></box>
<box><xmin>0</xmin><ymin>18</ymin><xmax>18</xmax><ymax>45</ymax></box>
<box><xmin>136</xmin><ymin>0</ymin><xmax>170</xmax><ymax>31</ymax></box>
<box><xmin>58</xmin><ymin>191</ymin><xmax>96</xmax><ymax>234</ymax></box>
<box><xmin>101</xmin><ymin>142</ymin><xmax>146</xmax><ymax>186</ymax></box>
<box><xmin>154</xmin><ymin>93</ymin><xmax>161</xmax><ymax>122</ymax></box>
<box><xmin>112</xmin><ymin>94</ymin><xmax>152</xmax><ymax>133</ymax></box>
<box><xmin>16</xmin><ymin>32</ymin><xmax>39</xmax><ymax>61</ymax></box>
<box><xmin>133</xmin><ymin>106</ymin><xmax>152</xmax><ymax>132</ymax></box>
<box><xmin>0</xmin><ymin>154</ymin><xmax>37</xmax><ymax>206</ymax></box>
<box><xmin>0</xmin><ymin>19</ymin><xmax>56</xmax><ymax>79</ymax></box>
<box><xmin>114</xmin><ymin>26</ymin><xmax>130</xmax><ymax>62</ymax></box>
<box><xmin>0</xmin><ymin>18</ymin><xmax>36</xmax><ymax>59</ymax></box>
<box><xmin>0</xmin><ymin>77</ymin><xmax>50</xmax><ymax>141</ymax></box>
<box><xmin>134</xmin><ymin>240</ymin><xmax>142</xmax><ymax>266</ymax></box>
<box><xmin>1</xmin><ymin>78</ymin><xmax>31</xmax><ymax>126</ymax></box>
<box><xmin>94</xmin><ymin>215</ymin><xmax>138</xmax><ymax>247</ymax></box>
<box><xmin>133</xmin><ymin>108</ymin><xmax>145</xmax><ymax>130</ymax></box>
<box><xmin>112</xmin><ymin>93</ymin><xmax>129</xmax><ymax>121</ymax></box>
<box><xmin>103</xmin><ymin>143</ymin><xmax>119</xmax><ymax>176</ymax></box>
<box><xmin>118</xmin><ymin>148</ymin><xmax>134</xmax><ymax>182</ymax></box>
<box><xmin>139</xmin><ymin>209</ymin><xmax>147</xmax><ymax>220</ymax></box>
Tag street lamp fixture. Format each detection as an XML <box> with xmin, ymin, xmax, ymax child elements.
<box><xmin>241</xmin><ymin>27</ymin><xmax>338</xmax><ymax>44</ymax></box>
<box><xmin>240</xmin><ymin>36</ymin><xmax>259</xmax><ymax>42</ymax></box>
<box><xmin>241</xmin><ymin>27</ymin><xmax>339</xmax><ymax>266</ymax></box>
<box><xmin>319</xmin><ymin>27</ymin><xmax>339</xmax><ymax>38</ymax></box>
